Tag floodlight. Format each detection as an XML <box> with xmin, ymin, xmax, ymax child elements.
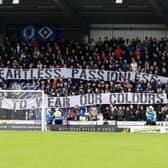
<box><xmin>12</xmin><ymin>0</ymin><xmax>20</xmax><ymax>4</ymax></box>
<box><xmin>115</xmin><ymin>0</ymin><xmax>123</xmax><ymax>4</ymax></box>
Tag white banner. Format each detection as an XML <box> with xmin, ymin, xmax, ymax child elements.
<box><xmin>0</xmin><ymin>93</ymin><xmax>167</xmax><ymax>110</ymax></box>
<box><xmin>130</xmin><ymin>126</ymin><xmax>162</xmax><ymax>133</ymax></box>
<box><xmin>0</xmin><ymin>68</ymin><xmax>168</xmax><ymax>83</ymax></box>
<box><xmin>0</xmin><ymin>97</ymin><xmax>41</xmax><ymax>110</ymax></box>
<box><xmin>0</xmin><ymin>120</ymin><xmax>41</xmax><ymax>125</ymax></box>
<box><xmin>130</xmin><ymin>126</ymin><xmax>168</xmax><ymax>133</ymax></box>
<box><xmin>48</xmin><ymin>93</ymin><xmax>167</xmax><ymax>108</ymax></box>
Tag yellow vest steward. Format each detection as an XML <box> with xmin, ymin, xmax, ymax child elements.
<box><xmin>54</xmin><ymin>111</ymin><xmax>61</xmax><ymax>117</ymax></box>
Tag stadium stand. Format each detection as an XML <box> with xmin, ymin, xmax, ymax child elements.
<box><xmin>1</xmin><ymin>36</ymin><xmax>168</xmax><ymax>121</ymax></box>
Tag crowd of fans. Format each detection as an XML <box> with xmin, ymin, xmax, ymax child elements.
<box><xmin>1</xmin><ymin>36</ymin><xmax>168</xmax><ymax>121</ymax></box>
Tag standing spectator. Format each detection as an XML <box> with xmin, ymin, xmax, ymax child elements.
<box><xmin>74</xmin><ymin>105</ymin><xmax>80</xmax><ymax>121</ymax></box>
<box><xmin>117</xmin><ymin>106</ymin><xmax>125</xmax><ymax>121</ymax></box>
<box><xmin>89</xmin><ymin>105</ymin><xmax>98</xmax><ymax>121</ymax></box>
<box><xmin>130</xmin><ymin>58</ymin><xmax>138</xmax><ymax>71</ymax></box>
<box><xmin>115</xmin><ymin>45</ymin><xmax>123</xmax><ymax>59</ymax></box>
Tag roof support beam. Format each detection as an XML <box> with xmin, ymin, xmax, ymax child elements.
<box><xmin>53</xmin><ymin>0</ymin><xmax>88</xmax><ymax>30</ymax></box>
<box><xmin>148</xmin><ymin>0</ymin><xmax>165</xmax><ymax>21</ymax></box>
<box><xmin>53</xmin><ymin>0</ymin><xmax>79</xmax><ymax>21</ymax></box>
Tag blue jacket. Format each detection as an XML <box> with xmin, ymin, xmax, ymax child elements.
<box><xmin>146</xmin><ymin>110</ymin><xmax>157</xmax><ymax>122</ymax></box>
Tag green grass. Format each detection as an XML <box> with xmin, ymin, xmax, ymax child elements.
<box><xmin>0</xmin><ymin>132</ymin><xmax>168</xmax><ymax>168</ymax></box>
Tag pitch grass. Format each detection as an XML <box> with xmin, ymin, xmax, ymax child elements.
<box><xmin>0</xmin><ymin>132</ymin><xmax>168</xmax><ymax>168</ymax></box>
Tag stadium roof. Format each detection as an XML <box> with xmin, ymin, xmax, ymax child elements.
<box><xmin>0</xmin><ymin>0</ymin><xmax>168</xmax><ymax>25</ymax></box>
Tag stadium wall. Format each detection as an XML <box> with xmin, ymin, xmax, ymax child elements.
<box><xmin>90</xmin><ymin>24</ymin><xmax>168</xmax><ymax>40</ymax></box>
<box><xmin>58</xmin><ymin>27</ymin><xmax>85</xmax><ymax>41</ymax></box>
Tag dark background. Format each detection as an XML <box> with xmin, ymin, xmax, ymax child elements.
<box><xmin>0</xmin><ymin>0</ymin><xmax>168</xmax><ymax>40</ymax></box>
